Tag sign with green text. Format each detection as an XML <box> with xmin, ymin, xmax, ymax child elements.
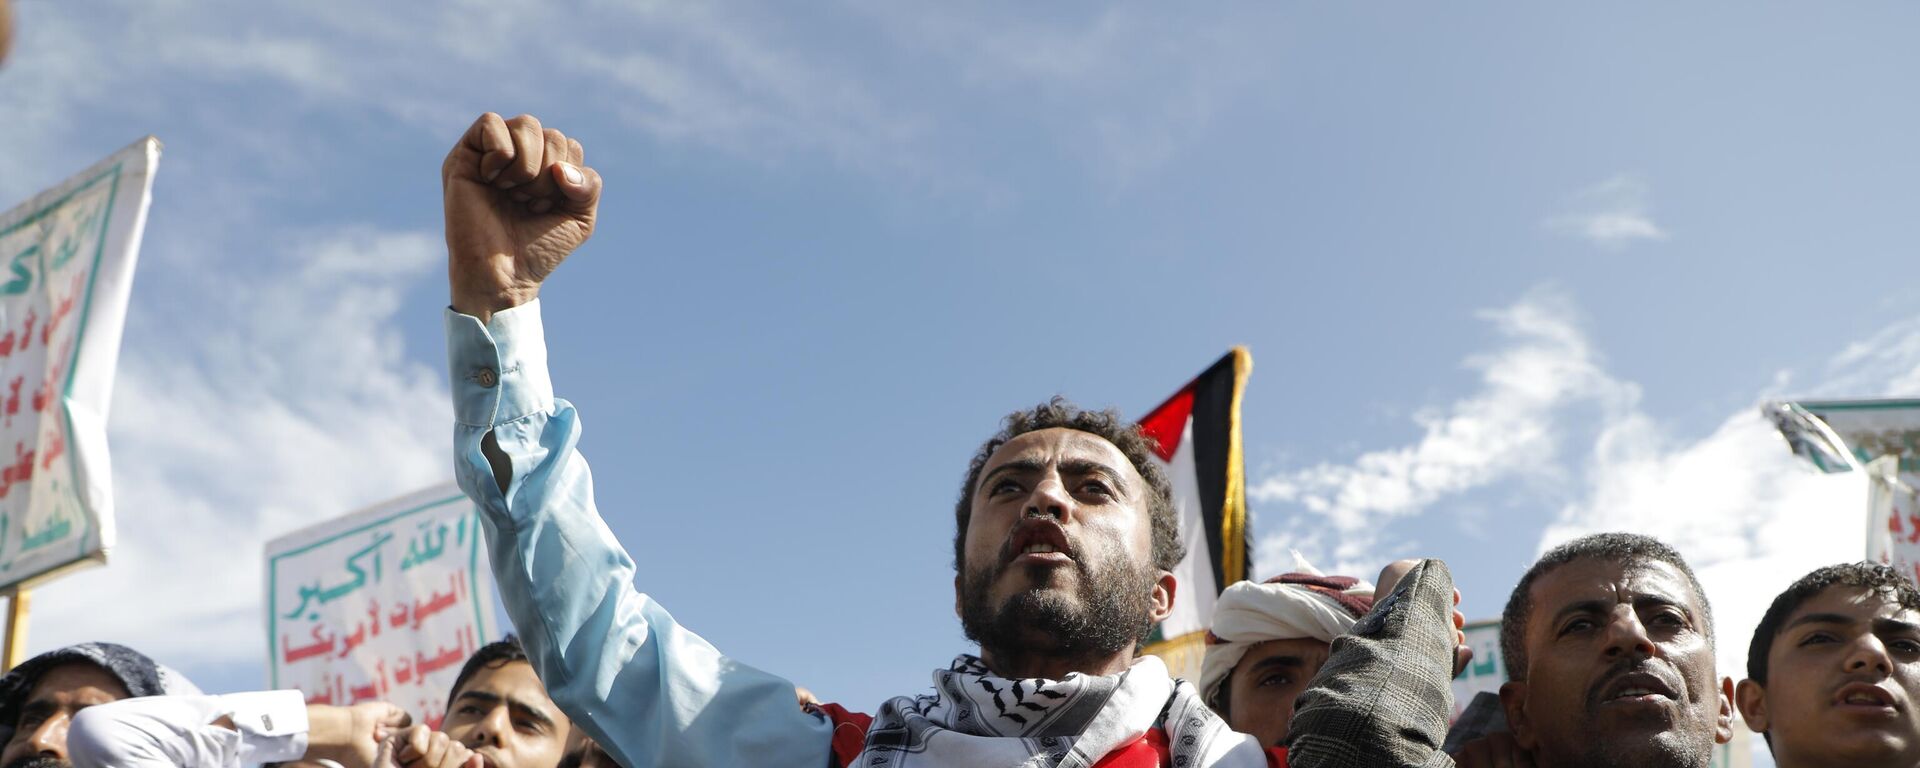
<box><xmin>265</xmin><ymin>485</ymin><xmax>495</xmax><ymax>727</ymax></box>
<box><xmin>0</xmin><ymin>137</ymin><xmax>160</xmax><ymax>590</ymax></box>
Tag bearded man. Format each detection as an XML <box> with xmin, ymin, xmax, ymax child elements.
<box><xmin>0</xmin><ymin>643</ymin><xmax>200</xmax><ymax>768</ymax></box>
<box><xmin>438</xmin><ymin>111</ymin><xmax>1281</xmax><ymax>768</ymax></box>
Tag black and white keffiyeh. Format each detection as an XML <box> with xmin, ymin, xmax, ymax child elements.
<box><xmin>855</xmin><ymin>654</ymin><xmax>1267</xmax><ymax>768</ymax></box>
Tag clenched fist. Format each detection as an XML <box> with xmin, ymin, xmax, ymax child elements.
<box><xmin>442</xmin><ymin>112</ymin><xmax>603</xmax><ymax>324</ymax></box>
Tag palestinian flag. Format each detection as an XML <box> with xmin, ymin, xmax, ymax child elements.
<box><xmin>1136</xmin><ymin>347</ymin><xmax>1253</xmax><ymax>682</ymax></box>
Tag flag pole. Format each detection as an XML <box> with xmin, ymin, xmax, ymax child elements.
<box><xmin>2</xmin><ymin>587</ymin><xmax>27</xmax><ymax>671</ymax></box>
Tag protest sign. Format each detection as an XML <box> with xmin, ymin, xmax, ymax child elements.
<box><xmin>265</xmin><ymin>485</ymin><xmax>494</xmax><ymax>727</ymax></box>
<box><xmin>0</xmin><ymin>137</ymin><xmax>160</xmax><ymax>590</ymax></box>
<box><xmin>1768</xmin><ymin>399</ymin><xmax>1920</xmax><ymax>579</ymax></box>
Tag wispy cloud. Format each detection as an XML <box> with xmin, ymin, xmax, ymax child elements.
<box><xmin>1250</xmin><ymin>288</ymin><xmax>1907</xmax><ymax>682</ymax></box>
<box><xmin>1251</xmin><ymin>288</ymin><xmax>1639</xmax><ymax>569</ymax></box>
<box><xmin>30</xmin><ymin>229</ymin><xmax>449</xmax><ymax>670</ymax></box>
<box><xmin>1545</xmin><ymin>174</ymin><xmax>1670</xmax><ymax>248</ymax></box>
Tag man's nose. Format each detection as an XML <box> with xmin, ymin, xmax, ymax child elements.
<box><xmin>26</xmin><ymin>714</ymin><xmax>69</xmax><ymax>758</ymax></box>
<box><xmin>466</xmin><ymin>706</ymin><xmax>509</xmax><ymax>749</ymax></box>
<box><xmin>1600</xmin><ymin>610</ymin><xmax>1656</xmax><ymax>660</ymax></box>
<box><xmin>1024</xmin><ymin>476</ymin><xmax>1071</xmax><ymax>521</ymax></box>
<box><xmin>1844</xmin><ymin>634</ymin><xmax>1894</xmax><ymax>676</ymax></box>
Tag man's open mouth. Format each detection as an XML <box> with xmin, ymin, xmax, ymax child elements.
<box><xmin>1006</xmin><ymin>519</ymin><xmax>1075</xmax><ymax>566</ymax></box>
<box><xmin>1834</xmin><ymin>682</ymin><xmax>1899</xmax><ymax>711</ymax></box>
<box><xmin>1597</xmin><ymin>671</ymin><xmax>1679</xmax><ymax>705</ymax></box>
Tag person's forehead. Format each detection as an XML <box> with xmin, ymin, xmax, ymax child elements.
<box><xmin>460</xmin><ymin>660</ymin><xmax>553</xmax><ymax>704</ymax></box>
<box><xmin>1240</xmin><ymin>637</ymin><xmax>1332</xmax><ymax>664</ymax></box>
<box><xmin>1531</xmin><ymin>556</ymin><xmax>1700</xmax><ymax>613</ymax></box>
<box><xmin>984</xmin><ymin>428</ymin><xmax>1134</xmax><ymax>475</ymax></box>
<box><xmin>26</xmin><ymin>661</ymin><xmax>130</xmax><ymax>704</ymax></box>
<box><xmin>1789</xmin><ymin>584</ymin><xmax>1920</xmax><ymax>626</ymax></box>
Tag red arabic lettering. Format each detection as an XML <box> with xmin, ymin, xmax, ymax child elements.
<box><xmin>39</xmin><ymin>429</ymin><xmax>63</xmax><ymax>471</ymax></box>
<box><xmin>20</xmin><ymin>308</ymin><xmax>36</xmax><ymax>354</ymax></box>
<box><xmin>336</xmin><ymin>623</ymin><xmax>366</xmax><ymax>658</ymax></box>
<box><xmin>281</xmin><ymin>626</ymin><xmax>335</xmax><ymax>664</ymax></box>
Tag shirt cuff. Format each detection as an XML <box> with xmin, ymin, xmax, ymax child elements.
<box><xmin>446</xmin><ymin>300</ymin><xmax>555</xmax><ymax>429</ymax></box>
<box><xmin>222</xmin><ymin>690</ymin><xmax>309</xmax><ymax>764</ymax></box>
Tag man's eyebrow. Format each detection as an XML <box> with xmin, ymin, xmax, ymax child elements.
<box><xmin>1057</xmin><ymin>458</ymin><xmax>1131</xmax><ymax>493</ymax></box>
<box><xmin>979</xmin><ymin>459</ymin><xmax>1046</xmax><ymax>490</ymax></box>
<box><xmin>454</xmin><ymin>689</ymin><xmax>559</xmax><ymax>728</ymax></box>
<box><xmin>1630</xmin><ymin>594</ymin><xmax>1690</xmax><ymax>616</ymax></box>
<box><xmin>1549</xmin><ymin>599</ymin><xmax>1612</xmax><ymax>625</ymax></box>
<box><xmin>1247</xmin><ymin>655</ymin><xmax>1307</xmax><ymax>673</ymax></box>
<box><xmin>15</xmin><ymin>699</ymin><xmax>56</xmax><ymax>721</ymax></box>
<box><xmin>1875</xmin><ymin>616</ymin><xmax>1920</xmax><ymax>635</ymax></box>
<box><xmin>1785</xmin><ymin>612</ymin><xmax>1856</xmax><ymax>631</ymax></box>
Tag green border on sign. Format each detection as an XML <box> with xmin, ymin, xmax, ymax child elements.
<box><xmin>265</xmin><ymin>494</ymin><xmax>481</xmax><ymax>688</ymax></box>
<box><xmin>0</xmin><ymin>161</ymin><xmax>122</xmax><ymax>577</ymax></box>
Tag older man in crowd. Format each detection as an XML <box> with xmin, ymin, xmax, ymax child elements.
<box><xmin>1737</xmin><ymin>562</ymin><xmax>1920</xmax><ymax>768</ymax></box>
<box><xmin>1200</xmin><ymin>565</ymin><xmax>1374</xmax><ymax>750</ymax></box>
<box><xmin>1288</xmin><ymin>533</ymin><xmax>1733</xmax><ymax>768</ymax></box>
<box><xmin>0</xmin><ymin>643</ymin><xmax>199</xmax><ymax>768</ymax></box>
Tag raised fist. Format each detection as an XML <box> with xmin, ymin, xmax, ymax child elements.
<box><xmin>442</xmin><ymin>112</ymin><xmax>603</xmax><ymax>323</ymax></box>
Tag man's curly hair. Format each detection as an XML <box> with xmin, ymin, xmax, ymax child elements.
<box><xmin>952</xmin><ymin>396</ymin><xmax>1184</xmax><ymax>576</ymax></box>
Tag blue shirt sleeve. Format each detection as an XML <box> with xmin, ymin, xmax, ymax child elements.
<box><xmin>446</xmin><ymin>300</ymin><xmax>833</xmax><ymax>768</ymax></box>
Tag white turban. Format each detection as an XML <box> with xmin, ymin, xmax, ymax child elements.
<box><xmin>1198</xmin><ymin>555</ymin><xmax>1374</xmax><ymax>704</ymax></box>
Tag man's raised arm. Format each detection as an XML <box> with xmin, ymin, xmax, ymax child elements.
<box><xmin>442</xmin><ymin>112</ymin><xmax>830</xmax><ymax>768</ymax></box>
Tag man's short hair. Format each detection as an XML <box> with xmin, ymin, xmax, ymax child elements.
<box><xmin>952</xmin><ymin>396</ymin><xmax>1184</xmax><ymax>575</ymax></box>
<box><xmin>446</xmin><ymin>635</ymin><xmax>529</xmax><ymax>706</ymax></box>
<box><xmin>1746</xmin><ymin>562</ymin><xmax>1920</xmax><ymax>685</ymax></box>
<box><xmin>1499</xmin><ymin>533</ymin><xmax>1713</xmax><ymax>681</ymax></box>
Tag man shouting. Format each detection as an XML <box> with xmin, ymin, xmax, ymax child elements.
<box><xmin>439</xmin><ymin>112</ymin><xmax>1276</xmax><ymax>768</ymax></box>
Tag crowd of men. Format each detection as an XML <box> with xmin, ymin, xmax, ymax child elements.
<box><xmin>9</xmin><ymin>108</ymin><xmax>1920</xmax><ymax>767</ymax></box>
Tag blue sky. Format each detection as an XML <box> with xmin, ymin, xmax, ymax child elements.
<box><xmin>7</xmin><ymin>3</ymin><xmax>1920</xmax><ymax>760</ymax></box>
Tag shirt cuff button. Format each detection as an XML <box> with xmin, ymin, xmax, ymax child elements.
<box><xmin>474</xmin><ymin>367</ymin><xmax>499</xmax><ymax>388</ymax></box>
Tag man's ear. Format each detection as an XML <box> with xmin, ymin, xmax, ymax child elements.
<box><xmin>1499</xmin><ymin>680</ymin><xmax>1537</xmax><ymax>751</ymax></box>
<box><xmin>1734</xmin><ymin>678</ymin><xmax>1770</xmax><ymax>736</ymax></box>
<box><xmin>1150</xmin><ymin>570</ymin><xmax>1177</xmax><ymax>623</ymax></box>
<box><xmin>1713</xmin><ymin>676</ymin><xmax>1734</xmax><ymax>744</ymax></box>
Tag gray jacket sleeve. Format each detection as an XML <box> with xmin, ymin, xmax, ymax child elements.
<box><xmin>1285</xmin><ymin>559</ymin><xmax>1459</xmax><ymax>768</ymax></box>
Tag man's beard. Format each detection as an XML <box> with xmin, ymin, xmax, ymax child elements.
<box><xmin>1561</xmin><ymin>661</ymin><xmax>1717</xmax><ymax>768</ymax></box>
<box><xmin>957</xmin><ymin>541</ymin><xmax>1158</xmax><ymax>675</ymax></box>
<box><xmin>5</xmin><ymin>756</ymin><xmax>71</xmax><ymax>768</ymax></box>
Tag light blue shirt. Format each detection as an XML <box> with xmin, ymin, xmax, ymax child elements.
<box><xmin>446</xmin><ymin>300</ymin><xmax>833</xmax><ymax>768</ymax></box>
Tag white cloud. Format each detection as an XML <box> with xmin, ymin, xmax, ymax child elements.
<box><xmin>1251</xmin><ymin>287</ymin><xmax>1905</xmax><ymax>684</ymax></box>
<box><xmin>1251</xmin><ymin>288</ymin><xmax>1639</xmax><ymax>570</ymax></box>
<box><xmin>27</xmin><ymin>228</ymin><xmax>449</xmax><ymax>669</ymax></box>
<box><xmin>1545</xmin><ymin>174</ymin><xmax>1670</xmax><ymax>248</ymax></box>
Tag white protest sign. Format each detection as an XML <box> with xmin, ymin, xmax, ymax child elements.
<box><xmin>1769</xmin><ymin>399</ymin><xmax>1920</xmax><ymax>581</ymax></box>
<box><xmin>0</xmin><ymin>137</ymin><xmax>160</xmax><ymax>589</ymax></box>
<box><xmin>265</xmin><ymin>485</ymin><xmax>494</xmax><ymax>727</ymax></box>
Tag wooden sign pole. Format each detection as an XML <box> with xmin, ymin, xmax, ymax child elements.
<box><xmin>2</xmin><ymin>588</ymin><xmax>28</xmax><ymax>672</ymax></box>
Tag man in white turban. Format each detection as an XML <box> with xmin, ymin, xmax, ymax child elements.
<box><xmin>1200</xmin><ymin>563</ymin><xmax>1375</xmax><ymax>750</ymax></box>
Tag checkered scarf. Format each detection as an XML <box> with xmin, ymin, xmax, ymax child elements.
<box><xmin>854</xmin><ymin>654</ymin><xmax>1266</xmax><ymax>768</ymax></box>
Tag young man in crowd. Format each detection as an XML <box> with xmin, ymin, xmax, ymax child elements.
<box><xmin>0</xmin><ymin>643</ymin><xmax>202</xmax><ymax>768</ymax></box>
<box><xmin>381</xmin><ymin>637</ymin><xmax>574</xmax><ymax>768</ymax></box>
<box><xmin>1199</xmin><ymin>567</ymin><xmax>1374</xmax><ymax>750</ymax></box>
<box><xmin>1737</xmin><ymin>562</ymin><xmax>1920</xmax><ymax>768</ymax></box>
<box><xmin>436</xmin><ymin>111</ymin><xmax>1305</xmax><ymax>767</ymax></box>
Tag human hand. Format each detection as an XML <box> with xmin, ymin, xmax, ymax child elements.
<box><xmin>386</xmin><ymin>724</ymin><xmax>482</xmax><ymax>768</ymax></box>
<box><xmin>442</xmin><ymin>112</ymin><xmax>603</xmax><ymax>324</ymax></box>
<box><xmin>307</xmin><ymin>701</ymin><xmax>411</xmax><ymax>768</ymax></box>
<box><xmin>1376</xmin><ymin>558</ymin><xmax>1473</xmax><ymax>677</ymax></box>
